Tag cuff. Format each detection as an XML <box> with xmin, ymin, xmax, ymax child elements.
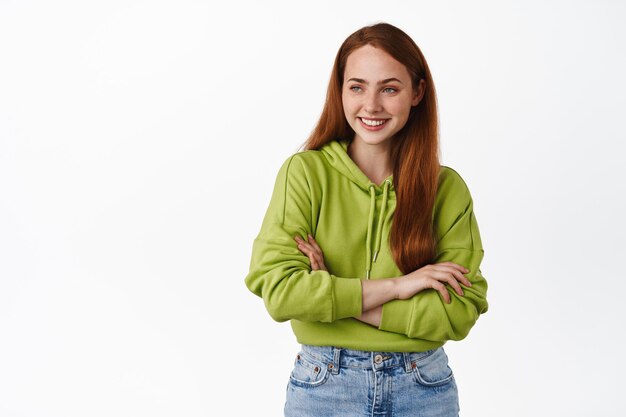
<box><xmin>378</xmin><ymin>298</ymin><xmax>413</xmax><ymax>333</ymax></box>
<box><xmin>332</xmin><ymin>276</ymin><xmax>363</xmax><ymax>320</ymax></box>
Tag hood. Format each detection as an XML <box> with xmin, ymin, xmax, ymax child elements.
<box><xmin>320</xmin><ymin>138</ymin><xmax>395</xmax><ymax>280</ymax></box>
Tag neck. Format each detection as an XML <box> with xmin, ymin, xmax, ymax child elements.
<box><xmin>347</xmin><ymin>138</ymin><xmax>393</xmax><ymax>184</ymax></box>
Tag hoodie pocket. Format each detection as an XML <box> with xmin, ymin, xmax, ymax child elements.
<box><xmin>289</xmin><ymin>351</ymin><xmax>331</xmax><ymax>388</ymax></box>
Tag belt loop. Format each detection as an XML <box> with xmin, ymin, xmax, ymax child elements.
<box><xmin>402</xmin><ymin>352</ymin><xmax>413</xmax><ymax>373</ymax></box>
<box><xmin>330</xmin><ymin>347</ymin><xmax>341</xmax><ymax>375</ymax></box>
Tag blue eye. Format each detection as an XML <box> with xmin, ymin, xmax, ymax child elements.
<box><xmin>383</xmin><ymin>87</ymin><xmax>397</xmax><ymax>93</ymax></box>
<box><xmin>350</xmin><ymin>86</ymin><xmax>362</xmax><ymax>92</ymax></box>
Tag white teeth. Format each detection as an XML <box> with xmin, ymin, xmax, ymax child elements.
<box><xmin>361</xmin><ymin>118</ymin><xmax>387</xmax><ymax>126</ymax></box>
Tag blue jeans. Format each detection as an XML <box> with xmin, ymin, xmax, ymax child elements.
<box><xmin>284</xmin><ymin>344</ymin><xmax>460</xmax><ymax>417</ymax></box>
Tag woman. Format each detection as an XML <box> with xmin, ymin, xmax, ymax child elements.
<box><xmin>244</xmin><ymin>22</ymin><xmax>488</xmax><ymax>417</ymax></box>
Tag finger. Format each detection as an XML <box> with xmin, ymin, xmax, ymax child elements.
<box><xmin>431</xmin><ymin>281</ymin><xmax>451</xmax><ymax>304</ymax></box>
<box><xmin>434</xmin><ymin>263</ymin><xmax>472</xmax><ymax>287</ymax></box>
<box><xmin>296</xmin><ymin>239</ymin><xmax>325</xmax><ymax>271</ymax></box>
<box><xmin>294</xmin><ymin>235</ymin><xmax>306</xmax><ymax>247</ymax></box>
<box><xmin>432</xmin><ymin>270</ymin><xmax>464</xmax><ymax>296</ymax></box>
<box><xmin>297</xmin><ymin>242</ymin><xmax>313</xmax><ymax>256</ymax></box>
<box><xmin>446</xmin><ymin>273</ymin><xmax>465</xmax><ymax>296</ymax></box>
<box><xmin>309</xmin><ymin>243</ymin><xmax>322</xmax><ymax>257</ymax></box>
<box><xmin>296</xmin><ymin>239</ymin><xmax>315</xmax><ymax>253</ymax></box>
<box><xmin>451</xmin><ymin>267</ymin><xmax>472</xmax><ymax>287</ymax></box>
<box><xmin>310</xmin><ymin>253</ymin><xmax>322</xmax><ymax>268</ymax></box>
<box><xmin>307</xmin><ymin>234</ymin><xmax>323</xmax><ymax>253</ymax></box>
<box><xmin>295</xmin><ymin>235</ymin><xmax>313</xmax><ymax>248</ymax></box>
<box><xmin>310</xmin><ymin>257</ymin><xmax>319</xmax><ymax>270</ymax></box>
<box><xmin>454</xmin><ymin>269</ymin><xmax>473</xmax><ymax>288</ymax></box>
<box><xmin>436</xmin><ymin>261</ymin><xmax>470</xmax><ymax>275</ymax></box>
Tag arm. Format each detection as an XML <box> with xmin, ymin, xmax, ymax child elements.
<box><xmin>356</xmin><ymin>305</ymin><xmax>384</xmax><ymax>327</ymax></box>
<box><xmin>353</xmin><ymin>279</ymin><xmax>397</xmax><ymax>327</ymax></box>
<box><xmin>377</xmin><ymin>168</ymin><xmax>489</xmax><ymax>341</ymax></box>
<box><xmin>294</xmin><ymin>233</ymin><xmax>396</xmax><ymax>326</ymax></box>
<box><xmin>244</xmin><ymin>155</ymin><xmax>363</xmax><ymax>323</ymax></box>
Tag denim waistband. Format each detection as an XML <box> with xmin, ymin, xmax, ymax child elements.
<box><xmin>299</xmin><ymin>344</ymin><xmax>442</xmax><ymax>374</ymax></box>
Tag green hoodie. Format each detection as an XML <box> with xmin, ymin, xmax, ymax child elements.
<box><xmin>244</xmin><ymin>138</ymin><xmax>488</xmax><ymax>352</ymax></box>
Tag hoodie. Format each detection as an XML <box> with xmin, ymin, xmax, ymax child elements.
<box><xmin>244</xmin><ymin>138</ymin><xmax>488</xmax><ymax>352</ymax></box>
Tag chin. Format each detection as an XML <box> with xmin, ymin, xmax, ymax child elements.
<box><xmin>356</xmin><ymin>134</ymin><xmax>394</xmax><ymax>146</ymax></box>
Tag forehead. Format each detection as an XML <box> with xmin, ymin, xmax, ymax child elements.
<box><xmin>344</xmin><ymin>44</ymin><xmax>411</xmax><ymax>81</ymax></box>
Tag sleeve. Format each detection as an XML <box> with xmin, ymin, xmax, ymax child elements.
<box><xmin>377</xmin><ymin>168</ymin><xmax>489</xmax><ymax>341</ymax></box>
<box><xmin>244</xmin><ymin>154</ymin><xmax>363</xmax><ymax>323</ymax></box>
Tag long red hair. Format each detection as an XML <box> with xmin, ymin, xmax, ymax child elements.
<box><xmin>299</xmin><ymin>22</ymin><xmax>440</xmax><ymax>274</ymax></box>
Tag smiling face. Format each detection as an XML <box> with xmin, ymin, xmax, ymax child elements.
<box><xmin>342</xmin><ymin>44</ymin><xmax>425</xmax><ymax>147</ymax></box>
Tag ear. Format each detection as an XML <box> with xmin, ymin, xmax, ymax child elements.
<box><xmin>411</xmin><ymin>79</ymin><xmax>425</xmax><ymax>106</ymax></box>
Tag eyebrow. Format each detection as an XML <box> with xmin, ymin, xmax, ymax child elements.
<box><xmin>346</xmin><ymin>77</ymin><xmax>404</xmax><ymax>85</ymax></box>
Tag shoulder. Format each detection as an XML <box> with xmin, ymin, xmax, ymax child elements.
<box><xmin>437</xmin><ymin>165</ymin><xmax>472</xmax><ymax>202</ymax></box>
<box><xmin>276</xmin><ymin>148</ymin><xmax>327</xmax><ymax>178</ymax></box>
<box><xmin>434</xmin><ymin>165</ymin><xmax>475</xmax><ymax>229</ymax></box>
<box><xmin>438</xmin><ymin>165</ymin><xmax>469</xmax><ymax>189</ymax></box>
<box><xmin>293</xmin><ymin>148</ymin><xmax>327</xmax><ymax>167</ymax></box>
<box><xmin>271</xmin><ymin>150</ymin><xmax>327</xmax><ymax>197</ymax></box>
<box><xmin>433</xmin><ymin>165</ymin><xmax>483</xmax><ymax>248</ymax></box>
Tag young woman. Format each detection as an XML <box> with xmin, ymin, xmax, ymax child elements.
<box><xmin>244</xmin><ymin>22</ymin><xmax>489</xmax><ymax>417</ymax></box>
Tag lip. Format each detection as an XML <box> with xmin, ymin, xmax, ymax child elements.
<box><xmin>358</xmin><ymin>117</ymin><xmax>389</xmax><ymax>131</ymax></box>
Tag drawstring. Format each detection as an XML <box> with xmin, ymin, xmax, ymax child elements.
<box><xmin>365</xmin><ymin>179</ymin><xmax>391</xmax><ymax>279</ymax></box>
<box><xmin>365</xmin><ymin>185</ymin><xmax>375</xmax><ymax>280</ymax></box>
<box><xmin>374</xmin><ymin>179</ymin><xmax>391</xmax><ymax>262</ymax></box>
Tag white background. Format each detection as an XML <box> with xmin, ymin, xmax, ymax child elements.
<box><xmin>1</xmin><ymin>1</ymin><xmax>625</xmax><ymax>416</ymax></box>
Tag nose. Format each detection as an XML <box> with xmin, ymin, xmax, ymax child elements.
<box><xmin>364</xmin><ymin>91</ymin><xmax>382</xmax><ymax>114</ymax></box>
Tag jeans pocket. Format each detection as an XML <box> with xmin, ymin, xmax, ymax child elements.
<box><xmin>411</xmin><ymin>348</ymin><xmax>454</xmax><ymax>387</ymax></box>
<box><xmin>289</xmin><ymin>350</ymin><xmax>331</xmax><ymax>389</ymax></box>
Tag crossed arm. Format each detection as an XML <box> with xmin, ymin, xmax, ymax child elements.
<box><xmin>293</xmin><ymin>234</ymin><xmax>470</xmax><ymax>328</ymax></box>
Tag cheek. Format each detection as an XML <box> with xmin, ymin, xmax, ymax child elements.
<box><xmin>342</xmin><ymin>96</ymin><xmax>358</xmax><ymax>116</ymax></box>
<box><xmin>389</xmin><ymin>99</ymin><xmax>413</xmax><ymax>117</ymax></box>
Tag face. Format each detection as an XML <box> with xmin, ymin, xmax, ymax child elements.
<box><xmin>342</xmin><ymin>44</ymin><xmax>425</xmax><ymax>147</ymax></box>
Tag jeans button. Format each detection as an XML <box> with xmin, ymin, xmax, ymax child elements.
<box><xmin>374</xmin><ymin>354</ymin><xmax>383</xmax><ymax>364</ymax></box>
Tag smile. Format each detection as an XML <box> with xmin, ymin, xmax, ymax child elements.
<box><xmin>359</xmin><ymin>117</ymin><xmax>388</xmax><ymax>130</ymax></box>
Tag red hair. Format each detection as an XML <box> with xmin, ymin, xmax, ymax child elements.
<box><xmin>299</xmin><ymin>22</ymin><xmax>440</xmax><ymax>274</ymax></box>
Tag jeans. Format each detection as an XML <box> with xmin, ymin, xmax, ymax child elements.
<box><xmin>284</xmin><ymin>344</ymin><xmax>460</xmax><ymax>417</ymax></box>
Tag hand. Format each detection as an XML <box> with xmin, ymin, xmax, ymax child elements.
<box><xmin>294</xmin><ymin>233</ymin><xmax>328</xmax><ymax>272</ymax></box>
<box><xmin>294</xmin><ymin>234</ymin><xmax>380</xmax><ymax>327</ymax></box>
<box><xmin>396</xmin><ymin>261</ymin><xmax>472</xmax><ymax>304</ymax></box>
